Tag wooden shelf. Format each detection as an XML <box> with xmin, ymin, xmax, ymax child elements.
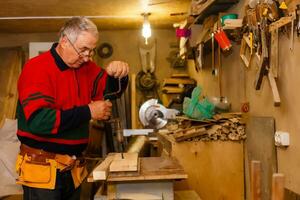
<box><xmin>189</xmin><ymin>0</ymin><xmax>240</xmax><ymax>28</ymax></box>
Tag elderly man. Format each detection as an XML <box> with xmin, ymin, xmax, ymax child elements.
<box><xmin>15</xmin><ymin>17</ymin><xmax>129</xmax><ymax>200</ymax></box>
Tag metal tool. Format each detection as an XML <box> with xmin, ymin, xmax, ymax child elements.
<box><xmin>109</xmin><ymin>118</ymin><xmax>125</xmax><ymax>159</ymax></box>
<box><xmin>103</xmin><ymin>78</ymin><xmax>121</xmax><ymax>100</ymax></box>
<box><xmin>139</xmin><ymin>99</ymin><xmax>179</xmax><ymax>129</ymax></box>
<box><xmin>103</xmin><ymin>78</ymin><xmax>125</xmax><ymax>158</ymax></box>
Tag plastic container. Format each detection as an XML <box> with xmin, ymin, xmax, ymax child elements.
<box><xmin>221</xmin><ymin>14</ymin><xmax>238</xmax><ymax>26</ymax></box>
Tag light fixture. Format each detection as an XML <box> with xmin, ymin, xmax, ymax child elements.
<box><xmin>141</xmin><ymin>13</ymin><xmax>151</xmax><ymax>44</ymax></box>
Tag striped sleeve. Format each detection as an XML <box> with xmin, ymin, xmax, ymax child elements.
<box><xmin>17</xmin><ymin>59</ymin><xmax>62</xmax><ymax>135</ymax></box>
<box><xmin>18</xmin><ymin>97</ymin><xmax>91</xmax><ymax>135</ymax></box>
<box><xmin>19</xmin><ymin>89</ymin><xmax>61</xmax><ymax>135</ymax></box>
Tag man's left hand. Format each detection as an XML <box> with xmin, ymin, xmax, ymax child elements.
<box><xmin>106</xmin><ymin>61</ymin><xmax>129</xmax><ymax>78</ymax></box>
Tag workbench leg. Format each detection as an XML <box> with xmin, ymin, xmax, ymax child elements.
<box><xmin>107</xmin><ymin>181</ymin><xmax>174</xmax><ymax>200</ymax></box>
<box><xmin>107</xmin><ymin>183</ymin><xmax>117</xmax><ymax>200</ymax></box>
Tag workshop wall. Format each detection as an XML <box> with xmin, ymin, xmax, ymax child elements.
<box><xmin>0</xmin><ymin>29</ymin><xmax>182</xmax><ymax>83</ymax></box>
<box><xmin>96</xmin><ymin>29</ymin><xmax>184</xmax><ymax>82</ymax></box>
<box><xmin>188</xmin><ymin>0</ymin><xmax>300</xmax><ymax>195</ymax></box>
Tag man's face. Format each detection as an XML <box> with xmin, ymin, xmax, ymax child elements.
<box><xmin>63</xmin><ymin>31</ymin><xmax>98</xmax><ymax>68</ymax></box>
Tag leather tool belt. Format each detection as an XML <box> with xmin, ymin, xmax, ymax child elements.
<box><xmin>16</xmin><ymin>144</ymin><xmax>87</xmax><ymax>189</ymax></box>
<box><xmin>20</xmin><ymin>144</ymin><xmax>76</xmax><ymax>171</ymax></box>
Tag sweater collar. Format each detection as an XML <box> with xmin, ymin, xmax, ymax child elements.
<box><xmin>50</xmin><ymin>43</ymin><xmax>69</xmax><ymax>71</ymax></box>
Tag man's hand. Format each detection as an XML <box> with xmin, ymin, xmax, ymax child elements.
<box><xmin>88</xmin><ymin>100</ymin><xmax>112</xmax><ymax>120</ymax></box>
<box><xmin>106</xmin><ymin>61</ymin><xmax>129</xmax><ymax>78</ymax></box>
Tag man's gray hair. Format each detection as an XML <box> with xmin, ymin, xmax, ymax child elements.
<box><xmin>59</xmin><ymin>16</ymin><xmax>98</xmax><ymax>43</ymax></box>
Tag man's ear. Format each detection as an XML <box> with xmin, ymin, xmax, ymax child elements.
<box><xmin>60</xmin><ymin>36</ymin><xmax>68</xmax><ymax>48</ymax></box>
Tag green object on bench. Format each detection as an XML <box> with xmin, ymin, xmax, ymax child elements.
<box><xmin>183</xmin><ymin>86</ymin><xmax>215</xmax><ymax>120</ymax></box>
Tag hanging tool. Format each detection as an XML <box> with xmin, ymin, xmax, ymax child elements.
<box><xmin>290</xmin><ymin>13</ymin><xmax>294</xmax><ymax>51</ymax></box>
<box><xmin>195</xmin><ymin>42</ymin><xmax>204</xmax><ymax>72</ymax></box>
<box><xmin>211</xmin><ymin>33</ymin><xmax>216</xmax><ymax>76</ymax></box>
<box><xmin>279</xmin><ymin>1</ymin><xmax>288</xmax><ymax>10</ymax></box>
<box><xmin>297</xmin><ymin>5</ymin><xmax>300</xmax><ymax>37</ymax></box>
<box><xmin>255</xmin><ymin>18</ymin><xmax>269</xmax><ymax>90</ymax></box>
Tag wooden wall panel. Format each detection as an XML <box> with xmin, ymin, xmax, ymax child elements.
<box><xmin>0</xmin><ymin>47</ymin><xmax>22</xmax><ymax>127</ymax></box>
<box><xmin>171</xmin><ymin>141</ymin><xmax>244</xmax><ymax>200</ymax></box>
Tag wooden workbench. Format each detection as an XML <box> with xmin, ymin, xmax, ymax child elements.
<box><xmin>107</xmin><ymin>157</ymin><xmax>187</xmax><ymax>200</ymax></box>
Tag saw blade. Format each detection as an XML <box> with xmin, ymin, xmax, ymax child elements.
<box><xmin>139</xmin><ymin>99</ymin><xmax>168</xmax><ymax>129</ymax></box>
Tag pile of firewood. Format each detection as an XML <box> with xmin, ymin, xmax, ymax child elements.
<box><xmin>166</xmin><ymin>113</ymin><xmax>246</xmax><ymax>142</ymax></box>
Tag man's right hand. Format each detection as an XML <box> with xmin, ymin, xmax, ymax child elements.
<box><xmin>88</xmin><ymin>100</ymin><xmax>112</xmax><ymax>120</ymax></box>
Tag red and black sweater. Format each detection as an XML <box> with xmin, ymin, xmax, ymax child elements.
<box><xmin>17</xmin><ymin>43</ymin><xmax>128</xmax><ymax>156</ymax></box>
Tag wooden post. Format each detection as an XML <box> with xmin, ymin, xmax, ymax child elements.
<box><xmin>271</xmin><ymin>173</ymin><xmax>285</xmax><ymax>200</ymax></box>
<box><xmin>251</xmin><ymin>160</ymin><xmax>262</xmax><ymax>200</ymax></box>
<box><xmin>270</xmin><ymin>29</ymin><xmax>279</xmax><ymax>78</ymax></box>
<box><xmin>131</xmin><ymin>73</ymin><xmax>137</xmax><ymax>129</ymax></box>
<box><xmin>268</xmin><ymin>72</ymin><xmax>281</xmax><ymax>107</ymax></box>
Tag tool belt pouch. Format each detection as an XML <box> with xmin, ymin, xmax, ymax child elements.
<box><xmin>71</xmin><ymin>159</ymin><xmax>88</xmax><ymax>189</ymax></box>
<box><xmin>55</xmin><ymin>154</ymin><xmax>75</xmax><ymax>172</ymax></box>
<box><xmin>16</xmin><ymin>154</ymin><xmax>57</xmax><ymax>190</ymax></box>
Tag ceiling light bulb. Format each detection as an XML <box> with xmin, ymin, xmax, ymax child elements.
<box><xmin>142</xmin><ymin>22</ymin><xmax>151</xmax><ymax>38</ymax></box>
<box><xmin>142</xmin><ymin>13</ymin><xmax>151</xmax><ymax>44</ymax></box>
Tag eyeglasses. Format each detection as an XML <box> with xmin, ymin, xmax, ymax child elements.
<box><xmin>64</xmin><ymin>34</ymin><xmax>96</xmax><ymax>58</ymax></box>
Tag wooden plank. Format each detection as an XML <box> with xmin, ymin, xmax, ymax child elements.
<box><xmin>108</xmin><ymin>157</ymin><xmax>187</xmax><ymax>182</ymax></box>
<box><xmin>245</xmin><ymin>117</ymin><xmax>277</xmax><ymax>200</ymax></box>
<box><xmin>251</xmin><ymin>160</ymin><xmax>262</xmax><ymax>200</ymax></box>
<box><xmin>268</xmin><ymin>72</ymin><xmax>281</xmax><ymax>107</ymax></box>
<box><xmin>131</xmin><ymin>73</ymin><xmax>137</xmax><ymax>129</ymax></box>
<box><xmin>272</xmin><ymin>174</ymin><xmax>285</xmax><ymax>200</ymax></box>
<box><xmin>171</xmin><ymin>73</ymin><xmax>190</xmax><ymax>78</ymax></box>
<box><xmin>188</xmin><ymin>0</ymin><xmax>216</xmax><ymax>28</ymax></box>
<box><xmin>174</xmin><ymin>127</ymin><xmax>207</xmax><ymax>142</ymax></box>
<box><xmin>269</xmin><ymin>16</ymin><xmax>294</xmax><ymax>32</ymax></box>
<box><xmin>162</xmin><ymin>78</ymin><xmax>195</xmax><ymax>86</ymax></box>
<box><xmin>270</xmin><ymin>29</ymin><xmax>279</xmax><ymax>78</ymax></box>
<box><xmin>254</xmin><ymin>29</ymin><xmax>268</xmax><ymax>90</ymax></box>
<box><xmin>162</xmin><ymin>86</ymin><xmax>184</xmax><ymax>94</ymax></box>
<box><xmin>240</xmin><ymin>34</ymin><xmax>252</xmax><ymax>68</ymax></box>
<box><xmin>109</xmin><ymin>153</ymin><xmax>138</xmax><ymax>172</ymax></box>
<box><xmin>92</xmin><ymin>153</ymin><xmax>116</xmax><ymax>181</ymax></box>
